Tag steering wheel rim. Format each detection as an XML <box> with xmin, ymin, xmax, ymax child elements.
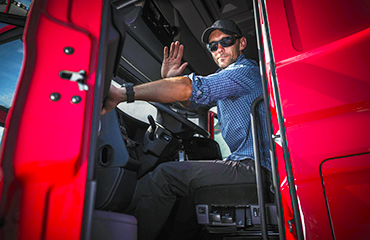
<box><xmin>149</xmin><ymin>102</ymin><xmax>210</xmax><ymax>138</ymax></box>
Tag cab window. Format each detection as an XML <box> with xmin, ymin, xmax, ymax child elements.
<box><xmin>0</xmin><ymin>0</ymin><xmax>31</xmax><ymax>143</ymax></box>
<box><xmin>0</xmin><ymin>34</ymin><xmax>23</xmax><ymax>144</ymax></box>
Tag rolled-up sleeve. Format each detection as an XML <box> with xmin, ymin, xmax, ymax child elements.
<box><xmin>185</xmin><ymin>60</ymin><xmax>259</xmax><ymax>105</ymax></box>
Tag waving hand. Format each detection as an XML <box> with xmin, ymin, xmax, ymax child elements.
<box><xmin>161</xmin><ymin>41</ymin><xmax>188</xmax><ymax>78</ymax></box>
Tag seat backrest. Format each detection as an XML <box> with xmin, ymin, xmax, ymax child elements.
<box><xmin>193</xmin><ymin>96</ymin><xmax>278</xmax><ymax>237</ymax></box>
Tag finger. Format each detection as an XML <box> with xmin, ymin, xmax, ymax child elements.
<box><xmin>169</xmin><ymin>42</ymin><xmax>175</xmax><ymax>58</ymax></box>
<box><xmin>177</xmin><ymin>44</ymin><xmax>185</xmax><ymax>60</ymax></box>
<box><xmin>178</xmin><ymin>62</ymin><xmax>188</xmax><ymax>72</ymax></box>
<box><xmin>172</xmin><ymin>41</ymin><xmax>180</xmax><ymax>58</ymax></box>
<box><xmin>163</xmin><ymin>46</ymin><xmax>169</xmax><ymax>60</ymax></box>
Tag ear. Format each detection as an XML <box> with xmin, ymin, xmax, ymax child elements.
<box><xmin>239</xmin><ymin>37</ymin><xmax>247</xmax><ymax>51</ymax></box>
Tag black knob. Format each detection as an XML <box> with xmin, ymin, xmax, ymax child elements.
<box><xmin>147</xmin><ymin>115</ymin><xmax>156</xmax><ymax>140</ymax></box>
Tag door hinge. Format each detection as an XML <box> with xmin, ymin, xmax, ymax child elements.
<box><xmin>272</xmin><ymin>129</ymin><xmax>282</xmax><ymax>146</ymax></box>
<box><xmin>287</xmin><ymin>219</ymin><xmax>295</xmax><ymax>233</ymax></box>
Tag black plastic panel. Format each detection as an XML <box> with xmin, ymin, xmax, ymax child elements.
<box><xmin>95</xmin><ymin>110</ymin><xmax>137</xmax><ymax>211</ymax></box>
<box><xmin>91</xmin><ymin>210</ymin><xmax>137</xmax><ymax>240</ymax></box>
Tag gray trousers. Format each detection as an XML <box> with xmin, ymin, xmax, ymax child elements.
<box><xmin>133</xmin><ymin>159</ymin><xmax>265</xmax><ymax>240</ymax></box>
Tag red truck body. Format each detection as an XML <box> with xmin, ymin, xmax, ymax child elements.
<box><xmin>0</xmin><ymin>0</ymin><xmax>369</xmax><ymax>239</ymax></box>
<box><xmin>259</xmin><ymin>0</ymin><xmax>370</xmax><ymax>239</ymax></box>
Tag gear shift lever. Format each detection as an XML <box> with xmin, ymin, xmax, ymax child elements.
<box><xmin>147</xmin><ymin>115</ymin><xmax>156</xmax><ymax>140</ymax></box>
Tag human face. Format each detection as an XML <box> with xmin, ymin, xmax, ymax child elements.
<box><xmin>208</xmin><ymin>30</ymin><xmax>245</xmax><ymax>69</ymax></box>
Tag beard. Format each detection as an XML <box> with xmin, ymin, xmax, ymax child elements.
<box><xmin>214</xmin><ymin>53</ymin><xmax>238</xmax><ymax>69</ymax></box>
<box><xmin>215</xmin><ymin>54</ymin><xmax>230</xmax><ymax>69</ymax></box>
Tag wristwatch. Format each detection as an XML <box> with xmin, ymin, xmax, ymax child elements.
<box><xmin>122</xmin><ymin>82</ymin><xmax>135</xmax><ymax>103</ymax></box>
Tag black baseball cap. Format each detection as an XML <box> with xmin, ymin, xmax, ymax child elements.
<box><xmin>201</xmin><ymin>19</ymin><xmax>242</xmax><ymax>43</ymax></box>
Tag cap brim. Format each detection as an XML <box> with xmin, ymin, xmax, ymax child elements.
<box><xmin>201</xmin><ymin>27</ymin><xmax>239</xmax><ymax>43</ymax></box>
<box><xmin>201</xmin><ymin>27</ymin><xmax>215</xmax><ymax>43</ymax></box>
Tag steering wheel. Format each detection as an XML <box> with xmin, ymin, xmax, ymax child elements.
<box><xmin>150</xmin><ymin>102</ymin><xmax>210</xmax><ymax>138</ymax></box>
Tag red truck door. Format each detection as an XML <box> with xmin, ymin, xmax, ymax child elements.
<box><xmin>258</xmin><ymin>0</ymin><xmax>370</xmax><ymax>239</ymax></box>
<box><xmin>0</xmin><ymin>0</ymin><xmax>121</xmax><ymax>239</ymax></box>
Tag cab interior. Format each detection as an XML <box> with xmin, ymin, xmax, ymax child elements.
<box><xmin>92</xmin><ymin>0</ymin><xmax>279</xmax><ymax>239</ymax></box>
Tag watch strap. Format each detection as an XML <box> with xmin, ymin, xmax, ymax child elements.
<box><xmin>123</xmin><ymin>82</ymin><xmax>135</xmax><ymax>103</ymax></box>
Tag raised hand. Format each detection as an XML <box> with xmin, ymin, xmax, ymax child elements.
<box><xmin>161</xmin><ymin>41</ymin><xmax>188</xmax><ymax>78</ymax></box>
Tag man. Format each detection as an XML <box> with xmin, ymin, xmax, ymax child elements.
<box><xmin>102</xmin><ymin>19</ymin><xmax>271</xmax><ymax>240</ymax></box>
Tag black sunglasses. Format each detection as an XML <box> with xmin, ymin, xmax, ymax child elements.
<box><xmin>206</xmin><ymin>36</ymin><xmax>241</xmax><ymax>52</ymax></box>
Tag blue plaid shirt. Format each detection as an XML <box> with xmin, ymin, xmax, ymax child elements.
<box><xmin>186</xmin><ymin>54</ymin><xmax>271</xmax><ymax>170</ymax></box>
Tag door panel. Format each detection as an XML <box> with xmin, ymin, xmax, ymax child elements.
<box><xmin>261</xmin><ymin>0</ymin><xmax>370</xmax><ymax>239</ymax></box>
<box><xmin>0</xmin><ymin>0</ymin><xmax>103</xmax><ymax>239</ymax></box>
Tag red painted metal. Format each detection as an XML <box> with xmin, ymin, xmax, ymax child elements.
<box><xmin>0</xmin><ymin>109</ymin><xmax>7</xmax><ymax>125</ymax></box>
<box><xmin>4</xmin><ymin>0</ymin><xmax>11</xmax><ymax>13</ymax></box>
<box><xmin>260</xmin><ymin>0</ymin><xmax>370</xmax><ymax>239</ymax></box>
<box><xmin>0</xmin><ymin>24</ymin><xmax>15</xmax><ymax>34</ymax></box>
<box><xmin>208</xmin><ymin>111</ymin><xmax>216</xmax><ymax>139</ymax></box>
<box><xmin>0</xmin><ymin>0</ymin><xmax>103</xmax><ymax>239</ymax></box>
<box><xmin>321</xmin><ymin>153</ymin><xmax>370</xmax><ymax>240</ymax></box>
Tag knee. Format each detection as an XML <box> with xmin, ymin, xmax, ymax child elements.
<box><xmin>152</xmin><ymin>162</ymin><xmax>177</xmax><ymax>178</ymax></box>
<box><xmin>151</xmin><ymin>162</ymin><xmax>188</xmax><ymax>186</ymax></box>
